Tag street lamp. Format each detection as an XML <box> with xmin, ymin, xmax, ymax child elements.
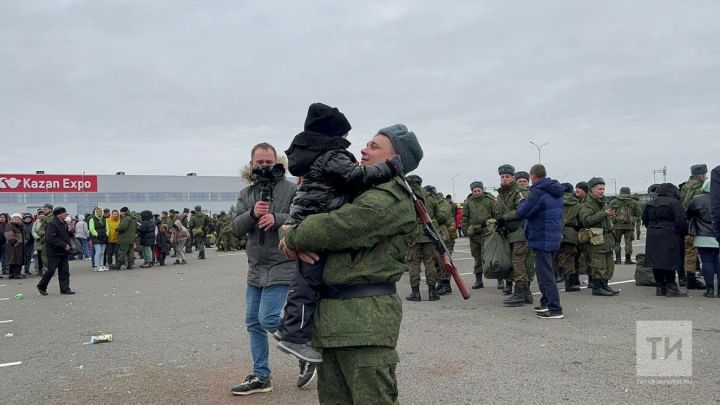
<box><xmin>529</xmin><ymin>141</ymin><xmax>549</xmax><ymax>163</ymax></box>
<box><xmin>449</xmin><ymin>174</ymin><xmax>459</xmax><ymax>201</ymax></box>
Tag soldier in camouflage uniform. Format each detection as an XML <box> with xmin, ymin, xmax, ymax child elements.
<box><xmin>216</xmin><ymin>212</ymin><xmax>231</xmax><ymax>251</ymax></box>
<box><xmin>180</xmin><ymin>208</ymin><xmax>192</xmax><ymax>253</ymax></box>
<box><xmin>496</xmin><ymin>165</ymin><xmax>534</xmax><ymax>306</ymax></box>
<box><xmin>35</xmin><ymin>204</ymin><xmax>54</xmax><ymax>275</ymax></box>
<box><xmin>435</xmin><ymin>191</ymin><xmax>457</xmax><ymax>295</ymax></box>
<box><xmin>558</xmin><ymin>183</ymin><xmax>582</xmax><ymax>292</ymax></box>
<box><xmin>608</xmin><ymin>187</ymin><xmax>642</xmax><ymax>265</ymax></box>
<box><xmin>405</xmin><ymin>175</ymin><xmax>446</xmax><ymax>302</ymax></box>
<box><xmin>111</xmin><ymin>207</ymin><xmax>136</xmax><ymax>270</ymax></box>
<box><xmin>514</xmin><ymin>171</ymin><xmax>530</xmax><ymax>189</ymax></box>
<box><xmin>579</xmin><ymin>178</ymin><xmax>619</xmax><ymax>296</ymax></box>
<box><xmin>188</xmin><ymin>205</ymin><xmax>210</xmax><ymax>259</ymax></box>
<box><xmin>279</xmin><ymin>126</ymin><xmax>421</xmax><ymax>405</ymax></box>
<box><xmin>679</xmin><ymin>164</ymin><xmax>708</xmax><ymax>289</ymax></box>
<box><xmin>462</xmin><ymin>181</ymin><xmax>497</xmax><ymax>290</ymax></box>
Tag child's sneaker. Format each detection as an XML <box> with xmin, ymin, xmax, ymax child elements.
<box><xmin>277</xmin><ymin>340</ymin><xmax>323</xmax><ymax>363</ymax></box>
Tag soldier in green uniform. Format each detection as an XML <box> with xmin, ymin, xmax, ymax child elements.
<box><xmin>112</xmin><ymin>207</ymin><xmax>137</xmax><ymax>270</ymax></box>
<box><xmin>679</xmin><ymin>164</ymin><xmax>708</xmax><ymax>289</ymax></box>
<box><xmin>435</xmin><ymin>191</ymin><xmax>457</xmax><ymax>295</ymax></box>
<box><xmin>405</xmin><ymin>175</ymin><xmax>445</xmax><ymax>302</ymax></box>
<box><xmin>579</xmin><ymin>178</ymin><xmax>619</xmax><ymax>296</ymax></box>
<box><xmin>496</xmin><ymin>165</ymin><xmax>534</xmax><ymax>306</ymax></box>
<box><xmin>608</xmin><ymin>187</ymin><xmax>642</xmax><ymax>264</ymax></box>
<box><xmin>461</xmin><ymin>181</ymin><xmax>497</xmax><ymax>290</ymax></box>
<box><xmin>279</xmin><ymin>125</ymin><xmax>421</xmax><ymax>404</ymax></box>
<box><xmin>514</xmin><ymin>171</ymin><xmax>530</xmax><ymax>189</ymax></box>
<box><xmin>558</xmin><ymin>183</ymin><xmax>582</xmax><ymax>291</ymax></box>
<box><xmin>189</xmin><ymin>205</ymin><xmax>209</xmax><ymax>259</ymax></box>
<box><xmin>216</xmin><ymin>212</ymin><xmax>230</xmax><ymax>251</ymax></box>
<box><xmin>35</xmin><ymin>204</ymin><xmax>54</xmax><ymax>275</ymax></box>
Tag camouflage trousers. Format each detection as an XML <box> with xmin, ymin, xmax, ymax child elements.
<box><xmin>511</xmin><ymin>241</ymin><xmax>535</xmax><ymax>283</ymax></box>
<box><xmin>439</xmin><ymin>239</ymin><xmax>455</xmax><ymax>281</ymax></box>
<box><xmin>576</xmin><ymin>244</ymin><xmax>590</xmax><ymax>274</ymax></box>
<box><xmin>318</xmin><ymin>346</ymin><xmax>399</xmax><ymax>405</ymax></box>
<box><xmin>684</xmin><ymin>235</ymin><xmax>698</xmax><ymax>275</ymax></box>
<box><xmin>117</xmin><ymin>244</ymin><xmax>135</xmax><ymax>268</ymax></box>
<box><xmin>469</xmin><ymin>238</ymin><xmax>483</xmax><ymax>275</ymax></box>
<box><xmin>557</xmin><ymin>243</ymin><xmax>578</xmax><ymax>276</ymax></box>
<box><xmin>195</xmin><ymin>236</ymin><xmax>206</xmax><ymax>258</ymax></box>
<box><xmin>407</xmin><ymin>242</ymin><xmax>439</xmax><ymax>287</ymax></box>
<box><xmin>613</xmin><ymin>229</ymin><xmax>634</xmax><ymax>255</ymax></box>
<box><xmin>589</xmin><ymin>252</ymin><xmax>614</xmax><ymax>281</ymax></box>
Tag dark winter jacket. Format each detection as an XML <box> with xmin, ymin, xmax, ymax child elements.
<box><xmin>686</xmin><ymin>182</ymin><xmax>714</xmax><ymax>238</ymax></box>
<box><xmin>517</xmin><ymin>177</ymin><xmax>564</xmax><ymax>252</ymax></box>
<box><xmin>138</xmin><ymin>210</ymin><xmax>156</xmax><ymax>247</ymax></box>
<box><xmin>642</xmin><ymin>183</ymin><xmax>687</xmax><ymax>271</ymax></box>
<box><xmin>88</xmin><ymin>215</ymin><xmax>108</xmax><ymax>244</ymax></box>
<box><xmin>156</xmin><ymin>231</ymin><xmax>171</xmax><ymax>254</ymax></box>
<box><xmin>711</xmin><ymin>165</ymin><xmax>720</xmax><ymax>243</ymax></box>
<box><xmin>286</xmin><ymin>148</ymin><xmax>397</xmax><ymax>225</ymax></box>
<box><xmin>3</xmin><ymin>222</ymin><xmax>26</xmax><ymax>265</ymax></box>
<box><xmin>46</xmin><ymin>217</ymin><xmax>71</xmax><ymax>257</ymax></box>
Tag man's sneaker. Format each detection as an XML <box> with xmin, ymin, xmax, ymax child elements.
<box><xmin>297</xmin><ymin>361</ymin><xmax>317</xmax><ymax>389</ymax></box>
<box><xmin>277</xmin><ymin>341</ymin><xmax>323</xmax><ymax>363</ymax></box>
<box><xmin>231</xmin><ymin>374</ymin><xmax>273</xmax><ymax>396</ymax></box>
<box><xmin>536</xmin><ymin>310</ymin><xmax>564</xmax><ymax>319</ymax></box>
<box><xmin>272</xmin><ymin>330</ymin><xmax>284</xmax><ymax>342</ymax></box>
<box><xmin>533</xmin><ymin>305</ymin><xmax>549</xmax><ymax>313</ymax></box>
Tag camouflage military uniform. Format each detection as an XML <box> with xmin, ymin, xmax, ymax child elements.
<box><xmin>406</xmin><ymin>183</ymin><xmax>445</xmax><ymax>289</ymax></box>
<box><xmin>36</xmin><ymin>213</ymin><xmax>54</xmax><ymax>271</ymax></box>
<box><xmin>189</xmin><ymin>211</ymin><xmax>209</xmax><ymax>259</ymax></box>
<box><xmin>283</xmin><ymin>177</ymin><xmax>416</xmax><ymax>405</ymax></box>
<box><xmin>216</xmin><ymin>214</ymin><xmax>231</xmax><ymax>251</ymax></box>
<box><xmin>680</xmin><ymin>175</ymin><xmax>704</xmax><ymax>275</ymax></box>
<box><xmin>114</xmin><ymin>213</ymin><xmax>137</xmax><ymax>269</ymax></box>
<box><xmin>608</xmin><ymin>191</ymin><xmax>642</xmax><ymax>263</ymax></box>
<box><xmin>462</xmin><ymin>193</ymin><xmax>497</xmax><ymax>277</ymax></box>
<box><xmin>433</xmin><ymin>192</ymin><xmax>454</xmax><ymax>281</ymax></box>
<box><xmin>496</xmin><ymin>181</ymin><xmax>532</xmax><ymax>283</ymax></box>
<box><xmin>579</xmin><ymin>193</ymin><xmax>616</xmax><ymax>281</ymax></box>
<box><xmin>558</xmin><ymin>192</ymin><xmax>581</xmax><ymax>277</ymax></box>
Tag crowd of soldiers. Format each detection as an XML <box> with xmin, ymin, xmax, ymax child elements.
<box><xmin>401</xmin><ymin>162</ymin><xmax>716</xmax><ymax>304</ymax></box>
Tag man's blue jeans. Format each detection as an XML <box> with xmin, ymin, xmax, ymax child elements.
<box><xmin>534</xmin><ymin>249</ymin><xmax>562</xmax><ymax>312</ymax></box>
<box><xmin>245</xmin><ymin>283</ymin><xmax>289</xmax><ymax>381</ymax></box>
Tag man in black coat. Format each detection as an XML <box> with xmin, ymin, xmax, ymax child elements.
<box><xmin>37</xmin><ymin>207</ymin><xmax>75</xmax><ymax>295</ymax></box>
<box><xmin>712</xmin><ymin>165</ymin><xmax>720</xmax><ymax>244</ymax></box>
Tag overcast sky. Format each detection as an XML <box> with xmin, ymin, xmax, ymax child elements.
<box><xmin>2</xmin><ymin>0</ymin><xmax>719</xmax><ymax>198</ymax></box>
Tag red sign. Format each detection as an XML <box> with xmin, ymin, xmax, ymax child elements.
<box><xmin>0</xmin><ymin>174</ymin><xmax>98</xmax><ymax>193</ymax></box>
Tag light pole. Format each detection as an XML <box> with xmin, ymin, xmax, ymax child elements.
<box><xmin>530</xmin><ymin>141</ymin><xmax>549</xmax><ymax>163</ymax></box>
<box><xmin>608</xmin><ymin>178</ymin><xmax>618</xmax><ymax>195</ymax></box>
<box><xmin>449</xmin><ymin>174</ymin><xmax>458</xmax><ymax>201</ymax></box>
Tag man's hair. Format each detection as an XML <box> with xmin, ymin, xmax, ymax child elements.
<box><xmin>530</xmin><ymin>164</ymin><xmax>547</xmax><ymax>178</ymax></box>
<box><xmin>250</xmin><ymin>143</ymin><xmax>277</xmax><ymax>160</ymax></box>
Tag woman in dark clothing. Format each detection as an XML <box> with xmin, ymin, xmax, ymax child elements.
<box><xmin>4</xmin><ymin>213</ymin><xmax>27</xmax><ymax>279</ymax></box>
<box><xmin>686</xmin><ymin>179</ymin><xmax>719</xmax><ymax>297</ymax></box>
<box><xmin>642</xmin><ymin>183</ymin><xmax>688</xmax><ymax>297</ymax></box>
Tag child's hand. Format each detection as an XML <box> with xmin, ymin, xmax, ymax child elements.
<box><xmin>385</xmin><ymin>155</ymin><xmax>403</xmax><ymax>176</ymax></box>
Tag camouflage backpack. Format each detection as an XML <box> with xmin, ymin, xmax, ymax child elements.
<box><xmin>615</xmin><ymin>201</ymin><xmax>634</xmax><ymax>224</ymax></box>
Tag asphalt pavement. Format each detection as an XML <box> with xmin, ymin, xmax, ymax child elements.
<box><xmin>1</xmin><ymin>236</ymin><xmax>718</xmax><ymax>404</ymax></box>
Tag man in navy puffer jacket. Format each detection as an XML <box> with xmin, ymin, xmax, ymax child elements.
<box><xmin>517</xmin><ymin>164</ymin><xmax>565</xmax><ymax>319</ymax></box>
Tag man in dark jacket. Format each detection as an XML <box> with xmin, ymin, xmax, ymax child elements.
<box><xmin>517</xmin><ymin>165</ymin><xmax>564</xmax><ymax>319</ymax></box>
<box><xmin>138</xmin><ymin>210</ymin><xmax>156</xmax><ymax>268</ymax></box>
<box><xmin>230</xmin><ymin>142</ymin><xmax>301</xmax><ymax>396</ymax></box>
<box><xmin>37</xmin><ymin>207</ymin><xmax>75</xmax><ymax>295</ymax></box>
<box><xmin>712</xmin><ymin>165</ymin><xmax>720</xmax><ymax>244</ymax></box>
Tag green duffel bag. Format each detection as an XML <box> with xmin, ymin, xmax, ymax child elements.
<box><xmin>634</xmin><ymin>254</ymin><xmax>655</xmax><ymax>286</ymax></box>
<box><xmin>482</xmin><ymin>231</ymin><xmax>512</xmax><ymax>280</ymax></box>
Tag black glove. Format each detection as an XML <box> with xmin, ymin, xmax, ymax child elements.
<box><xmin>496</xmin><ymin>217</ymin><xmax>506</xmax><ymax>229</ymax></box>
<box><xmin>385</xmin><ymin>155</ymin><xmax>404</xmax><ymax>176</ymax></box>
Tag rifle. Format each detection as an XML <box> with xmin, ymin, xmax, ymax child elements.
<box><xmin>402</xmin><ymin>179</ymin><xmax>471</xmax><ymax>300</ymax></box>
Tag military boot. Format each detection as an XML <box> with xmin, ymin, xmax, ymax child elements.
<box><xmin>436</xmin><ymin>279</ymin><xmax>452</xmax><ymax>295</ymax></box>
<box><xmin>471</xmin><ymin>274</ymin><xmax>484</xmax><ymax>289</ymax></box>
<box><xmin>614</xmin><ymin>249</ymin><xmax>622</xmax><ymax>265</ymax></box>
<box><xmin>503</xmin><ymin>282</ymin><xmax>527</xmax><ymax>307</ymax></box>
<box><xmin>592</xmin><ymin>279</ymin><xmax>613</xmax><ymax>296</ymax></box>
<box><xmin>625</xmin><ymin>253</ymin><xmax>635</xmax><ymax>265</ymax></box>
<box><xmin>523</xmin><ymin>283</ymin><xmax>534</xmax><ymax>304</ymax></box>
<box><xmin>703</xmin><ymin>285</ymin><xmax>714</xmax><ymax>298</ymax></box>
<box><xmin>665</xmin><ymin>283</ymin><xmax>688</xmax><ymax>297</ymax></box>
<box><xmin>678</xmin><ymin>272</ymin><xmax>687</xmax><ymax>287</ymax></box>
<box><xmin>198</xmin><ymin>252</ymin><xmax>206</xmax><ymax>260</ymax></box>
<box><xmin>428</xmin><ymin>285</ymin><xmax>440</xmax><ymax>301</ymax></box>
<box><xmin>656</xmin><ymin>282</ymin><xmax>667</xmax><ymax>296</ymax></box>
<box><xmin>587</xmin><ymin>275</ymin><xmax>595</xmax><ymax>290</ymax></box>
<box><xmin>686</xmin><ymin>273</ymin><xmax>706</xmax><ymax>290</ymax></box>
<box><xmin>496</xmin><ymin>279</ymin><xmax>505</xmax><ymax>290</ymax></box>
<box><xmin>565</xmin><ymin>275</ymin><xmax>581</xmax><ymax>292</ymax></box>
<box><xmin>502</xmin><ymin>280</ymin><xmax>513</xmax><ymax>295</ymax></box>
<box><xmin>406</xmin><ymin>286</ymin><xmax>421</xmax><ymax>302</ymax></box>
<box><xmin>602</xmin><ymin>280</ymin><xmax>620</xmax><ymax>295</ymax></box>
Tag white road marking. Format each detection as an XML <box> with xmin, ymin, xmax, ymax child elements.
<box><xmin>0</xmin><ymin>298</ymin><xmax>9</xmax><ymax>301</ymax></box>
<box><xmin>0</xmin><ymin>285</ymin><xmax>6</xmax><ymax>287</ymax></box>
<box><xmin>0</xmin><ymin>361</ymin><xmax>22</xmax><ymax>368</ymax></box>
<box><xmin>0</xmin><ymin>320</ymin><xmax>13</xmax><ymax>324</ymax></box>
<box><xmin>532</xmin><ymin>279</ymin><xmax>636</xmax><ymax>295</ymax></box>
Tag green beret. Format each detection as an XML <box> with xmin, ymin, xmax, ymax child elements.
<box><xmin>498</xmin><ymin>164</ymin><xmax>515</xmax><ymax>176</ymax></box>
<box><xmin>691</xmin><ymin>164</ymin><xmax>708</xmax><ymax>175</ymax></box>
<box><xmin>378</xmin><ymin>124</ymin><xmax>423</xmax><ymax>174</ymax></box>
<box><xmin>588</xmin><ymin>177</ymin><xmax>605</xmax><ymax>190</ymax></box>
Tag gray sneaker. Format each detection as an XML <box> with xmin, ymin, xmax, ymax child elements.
<box><xmin>297</xmin><ymin>361</ymin><xmax>317</xmax><ymax>389</ymax></box>
<box><xmin>231</xmin><ymin>374</ymin><xmax>272</xmax><ymax>396</ymax></box>
<box><xmin>277</xmin><ymin>340</ymin><xmax>323</xmax><ymax>363</ymax></box>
